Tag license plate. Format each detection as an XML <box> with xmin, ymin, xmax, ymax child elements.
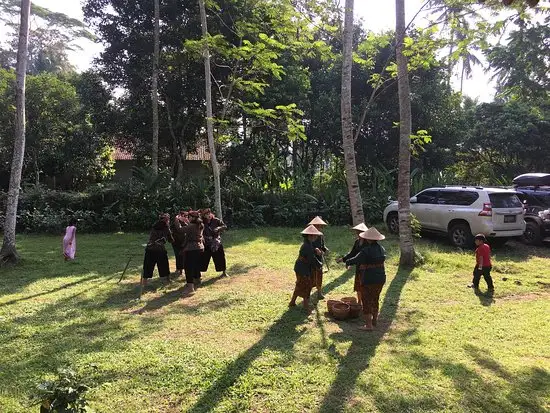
<box><xmin>504</xmin><ymin>215</ymin><xmax>516</xmax><ymax>223</ymax></box>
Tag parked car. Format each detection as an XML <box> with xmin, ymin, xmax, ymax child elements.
<box><xmin>513</xmin><ymin>173</ymin><xmax>550</xmax><ymax>245</ymax></box>
<box><xmin>383</xmin><ymin>186</ymin><xmax>526</xmax><ymax>248</ymax></box>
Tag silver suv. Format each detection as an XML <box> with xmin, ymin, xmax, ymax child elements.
<box><xmin>383</xmin><ymin>186</ymin><xmax>526</xmax><ymax>248</ymax></box>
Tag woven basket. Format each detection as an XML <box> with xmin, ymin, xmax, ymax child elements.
<box><xmin>349</xmin><ymin>303</ymin><xmax>362</xmax><ymax>318</ymax></box>
<box><xmin>327</xmin><ymin>300</ymin><xmax>341</xmax><ymax>314</ymax></box>
<box><xmin>332</xmin><ymin>302</ymin><xmax>350</xmax><ymax>320</ymax></box>
<box><xmin>341</xmin><ymin>296</ymin><xmax>357</xmax><ymax>305</ymax></box>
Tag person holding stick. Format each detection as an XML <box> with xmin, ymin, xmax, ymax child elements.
<box><xmin>308</xmin><ymin>216</ymin><xmax>328</xmax><ymax>300</ymax></box>
<box><xmin>176</xmin><ymin>210</ymin><xmax>204</xmax><ymax>296</ymax></box>
<box><xmin>289</xmin><ymin>225</ymin><xmax>323</xmax><ymax>312</ymax></box>
<box><xmin>141</xmin><ymin>213</ymin><xmax>174</xmax><ymax>290</ymax></box>
<box><xmin>345</xmin><ymin>227</ymin><xmax>386</xmax><ymax>331</ymax></box>
<box><xmin>337</xmin><ymin>223</ymin><xmax>368</xmax><ymax>305</ymax></box>
<box><xmin>200</xmin><ymin>208</ymin><xmax>228</xmax><ymax>278</ymax></box>
<box><xmin>171</xmin><ymin>209</ymin><xmax>189</xmax><ymax>277</ymax></box>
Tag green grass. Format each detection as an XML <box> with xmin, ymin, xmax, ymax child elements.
<box><xmin>1</xmin><ymin>228</ymin><xmax>549</xmax><ymax>412</ymax></box>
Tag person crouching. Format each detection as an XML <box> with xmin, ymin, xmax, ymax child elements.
<box><xmin>142</xmin><ymin>213</ymin><xmax>174</xmax><ymax>289</ymax></box>
<box><xmin>289</xmin><ymin>225</ymin><xmax>323</xmax><ymax>312</ymax></box>
<box><xmin>345</xmin><ymin>227</ymin><xmax>386</xmax><ymax>331</ymax></box>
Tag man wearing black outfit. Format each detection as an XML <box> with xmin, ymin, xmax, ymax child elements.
<box><xmin>200</xmin><ymin>208</ymin><xmax>228</xmax><ymax>278</ymax></box>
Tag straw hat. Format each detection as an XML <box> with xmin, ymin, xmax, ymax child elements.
<box><xmin>301</xmin><ymin>225</ymin><xmax>324</xmax><ymax>236</ymax></box>
<box><xmin>308</xmin><ymin>216</ymin><xmax>328</xmax><ymax>226</ymax></box>
<box><xmin>359</xmin><ymin>227</ymin><xmax>385</xmax><ymax>241</ymax></box>
<box><xmin>352</xmin><ymin>223</ymin><xmax>369</xmax><ymax>232</ymax></box>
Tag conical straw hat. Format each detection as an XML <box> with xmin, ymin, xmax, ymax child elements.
<box><xmin>359</xmin><ymin>227</ymin><xmax>385</xmax><ymax>241</ymax></box>
<box><xmin>308</xmin><ymin>216</ymin><xmax>328</xmax><ymax>226</ymax></box>
<box><xmin>301</xmin><ymin>225</ymin><xmax>323</xmax><ymax>236</ymax></box>
<box><xmin>352</xmin><ymin>223</ymin><xmax>368</xmax><ymax>232</ymax></box>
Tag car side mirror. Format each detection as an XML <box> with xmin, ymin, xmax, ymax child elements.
<box><xmin>410</xmin><ymin>196</ymin><xmax>418</xmax><ymax>204</ymax></box>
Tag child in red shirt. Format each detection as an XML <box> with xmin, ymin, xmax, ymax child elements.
<box><xmin>469</xmin><ymin>234</ymin><xmax>494</xmax><ymax>293</ymax></box>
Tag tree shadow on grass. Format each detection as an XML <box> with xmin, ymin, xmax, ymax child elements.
<box><xmin>317</xmin><ymin>265</ymin><xmax>413</xmax><ymax>413</ymax></box>
<box><xmin>389</xmin><ymin>348</ymin><xmax>550</xmax><ymax>413</ymax></box>
<box><xmin>185</xmin><ymin>269</ymin><xmax>356</xmax><ymax>413</ymax></box>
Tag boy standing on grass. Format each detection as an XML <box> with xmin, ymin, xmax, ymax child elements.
<box><xmin>469</xmin><ymin>234</ymin><xmax>495</xmax><ymax>294</ymax></box>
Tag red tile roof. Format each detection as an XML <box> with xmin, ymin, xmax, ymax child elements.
<box><xmin>113</xmin><ymin>144</ymin><xmax>211</xmax><ymax>161</ymax></box>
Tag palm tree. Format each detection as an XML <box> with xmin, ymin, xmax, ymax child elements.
<box><xmin>341</xmin><ymin>0</ymin><xmax>365</xmax><ymax>226</ymax></box>
<box><xmin>0</xmin><ymin>0</ymin><xmax>31</xmax><ymax>266</ymax></box>
<box><xmin>199</xmin><ymin>0</ymin><xmax>223</xmax><ymax>219</ymax></box>
<box><xmin>396</xmin><ymin>0</ymin><xmax>415</xmax><ymax>266</ymax></box>
<box><xmin>151</xmin><ymin>0</ymin><xmax>160</xmax><ymax>174</ymax></box>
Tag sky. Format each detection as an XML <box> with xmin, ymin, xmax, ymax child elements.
<box><xmin>31</xmin><ymin>0</ymin><xmax>495</xmax><ymax>101</ymax></box>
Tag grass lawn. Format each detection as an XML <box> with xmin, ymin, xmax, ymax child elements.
<box><xmin>1</xmin><ymin>227</ymin><xmax>549</xmax><ymax>412</ymax></box>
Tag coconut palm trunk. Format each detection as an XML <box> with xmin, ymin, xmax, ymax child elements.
<box><xmin>199</xmin><ymin>0</ymin><xmax>223</xmax><ymax>219</ymax></box>
<box><xmin>0</xmin><ymin>0</ymin><xmax>31</xmax><ymax>266</ymax></box>
<box><xmin>395</xmin><ymin>0</ymin><xmax>415</xmax><ymax>266</ymax></box>
<box><xmin>151</xmin><ymin>0</ymin><xmax>160</xmax><ymax>174</ymax></box>
<box><xmin>341</xmin><ymin>0</ymin><xmax>364</xmax><ymax>226</ymax></box>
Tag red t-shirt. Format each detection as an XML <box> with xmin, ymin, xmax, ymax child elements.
<box><xmin>475</xmin><ymin>243</ymin><xmax>492</xmax><ymax>267</ymax></box>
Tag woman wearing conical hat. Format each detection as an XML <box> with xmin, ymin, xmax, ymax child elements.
<box><xmin>289</xmin><ymin>225</ymin><xmax>323</xmax><ymax>312</ymax></box>
<box><xmin>308</xmin><ymin>216</ymin><xmax>328</xmax><ymax>300</ymax></box>
<box><xmin>345</xmin><ymin>227</ymin><xmax>386</xmax><ymax>331</ymax></box>
<box><xmin>337</xmin><ymin>223</ymin><xmax>368</xmax><ymax>305</ymax></box>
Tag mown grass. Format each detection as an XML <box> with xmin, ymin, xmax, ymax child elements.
<box><xmin>0</xmin><ymin>228</ymin><xmax>549</xmax><ymax>412</ymax></box>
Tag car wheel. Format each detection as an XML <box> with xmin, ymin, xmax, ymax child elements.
<box><xmin>387</xmin><ymin>213</ymin><xmax>399</xmax><ymax>234</ymax></box>
<box><xmin>522</xmin><ymin>221</ymin><xmax>542</xmax><ymax>245</ymax></box>
<box><xmin>448</xmin><ymin>223</ymin><xmax>474</xmax><ymax>248</ymax></box>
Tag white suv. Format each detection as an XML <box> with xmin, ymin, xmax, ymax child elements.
<box><xmin>383</xmin><ymin>186</ymin><xmax>526</xmax><ymax>248</ymax></box>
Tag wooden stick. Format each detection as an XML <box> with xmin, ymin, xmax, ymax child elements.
<box><xmin>118</xmin><ymin>256</ymin><xmax>133</xmax><ymax>283</ymax></box>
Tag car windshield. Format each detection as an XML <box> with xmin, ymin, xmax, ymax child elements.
<box><xmin>489</xmin><ymin>193</ymin><xmax>523</xmax><ymax>208</ymax></box>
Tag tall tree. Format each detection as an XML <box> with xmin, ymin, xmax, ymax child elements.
<box><xmin>395</xmin><ymin>0</ymin><xmax>415</xmax><ymax>266</ymax></box>
<box><xmin>199</xmin><ymin>0</ymin><xmax>222</xmax><ymax>219</ymax></box>
<box><xmin>151</xmin><ymin>0</ymin><xmax>160</xmax><ymax>174</ymax></box>
<box><xmin>0</xmin><ymin>0</ymin><xmax>31</xmax><ymax>265</ymax></box>
<box><xmin>341</xmin><ymin>0</ymin><xmax>364</xmax><ymax>226</ymax></box>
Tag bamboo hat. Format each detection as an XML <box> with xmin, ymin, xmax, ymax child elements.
<box><xmin>352</xmin><ymin>223</ymin><xmax>369</xmax><ymax>232</ymax></box>
<box><xmin>308</xmin><ymin>216</ymin><xmax>328</xmax><ymax>226</ymax></box>
<box><xmin>301</xmin><ymin>225</ymin><xmax>324</xmax><ymax>236</ymax></box>
<box><xmin>359</xmin><ymin>227</ymin><xmax>386</xmax><ymax>241</ymax></box>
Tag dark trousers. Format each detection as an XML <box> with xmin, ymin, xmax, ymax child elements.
<box><xmin>172</xmin><ymin>244</ymin><xmax>184</xmax><ymax>270</ymax></box>
<box><xmin>472</xmin><ymin>266</ymin><xmax>494</xmax><ymax>290</ymax></box>
<box><xmin>143</xmin><ymin>249</ymin><xmax>170</xmax><ymax>279</ymax></box>
<box><xmin>184</xmin><ymin>249</ymin><xmax>203</xmax><ymax>284</ymax></box>
<box><xmin>201</xmin><ymin>244</ymin><xmax>226</xmax><ymax>272</ymax></box>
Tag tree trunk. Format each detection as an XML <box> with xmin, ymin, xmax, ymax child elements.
<box><xmin>151</xmin><ymin>0</ymin><xmax>160</xmax><ymax>174</ymax></box>
<box><xmin>396</xmin><ymin>0</ymin><xmax>415</xmax><ymax>267</ymax></box>
<box><xmin>0</xmin><ymin>0</ymin><xmax>31</xmax><ymax>266</ymax></box>
<box><xmin>341</xmin><ymin>0</ymin><xmax>364</xmax><ymax>226</ymax></box>
<box><xmin>199</xmin><ymin>0</ymin><xmax>222</xmax><ymax>219</ymax></box>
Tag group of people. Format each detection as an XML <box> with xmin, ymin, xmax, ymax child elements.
<box><xmin>142</xmin><ymin>208</ymin><xmax>227</xmax><ymax>296</ymax></box>
<box><xmin>291</xmin><ymin>216</ymin><xmax>387</xmax><ymax>331</ymax></box>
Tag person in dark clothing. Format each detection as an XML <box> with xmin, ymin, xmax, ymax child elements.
<box><xmin>289</xmin><ymin>225</ymin><xmax>324</xmax><ymax>312</ymax></box>
<box><xmin>142</xmin><ymin>213</ymin><xmax>174</xmax><ymax>289</ymax></box>
<box><xmin>200</xmin><ymin>208</ymin><xmax>228</xmax><ymax>278</ymax></box>
<box><xmin>171</xmin><ymin>209</ymin><xmax>189</xmax><ymax>277</ymax></box>
<box><xmin>308</xmin><ymin>216</ymin><xmax>328</xmax><ymax>299</ymax></box>
<box><xmin>337</xmin><ymin>223</ymin><xmax>369</xmax><ymax>305</ymax></box>
<box><xmin>345</xmin><ymin>227</ymin><xmax>386</xmax><ymax>331</ymax></box>
<box><xmin>469</xmin><ymin>234</ymin><xmax>494</xmax><ymax>294</ymax></box>
<box><xmin>176</xmin><ymin>210</ymin><xmax>204</xmax><ymax>296</ymax></box>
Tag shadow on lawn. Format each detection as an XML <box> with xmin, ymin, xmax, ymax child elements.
<box><xmin>317</xmin><ymin>265</ymin><xmax>413</xmax><ymax>413</ymax></box>
<box><xmin>185</xmin><ymin>268</ymin><xmax>355</xmax><ymax>413</ymax></box>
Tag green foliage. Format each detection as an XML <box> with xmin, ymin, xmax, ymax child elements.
<box><xmin>30</xmin><ymin>368</ymin><xmax>90</xmax><ymax>413</ymax></box>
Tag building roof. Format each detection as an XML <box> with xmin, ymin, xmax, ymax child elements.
<box><xmin>113</xmin><ymin>144</ymin><xmax>211</xmax><ymax>162</ymax></box>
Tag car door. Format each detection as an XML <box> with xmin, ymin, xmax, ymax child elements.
<box><xmin>434</xmin><ymin>190</ymin><xmax>480</xmax><ymax>231</ymax></box>
<box><xmin>412</xmin><ymin>190</ymin><xmax>439</xmax><ymax>230</ymax></box>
